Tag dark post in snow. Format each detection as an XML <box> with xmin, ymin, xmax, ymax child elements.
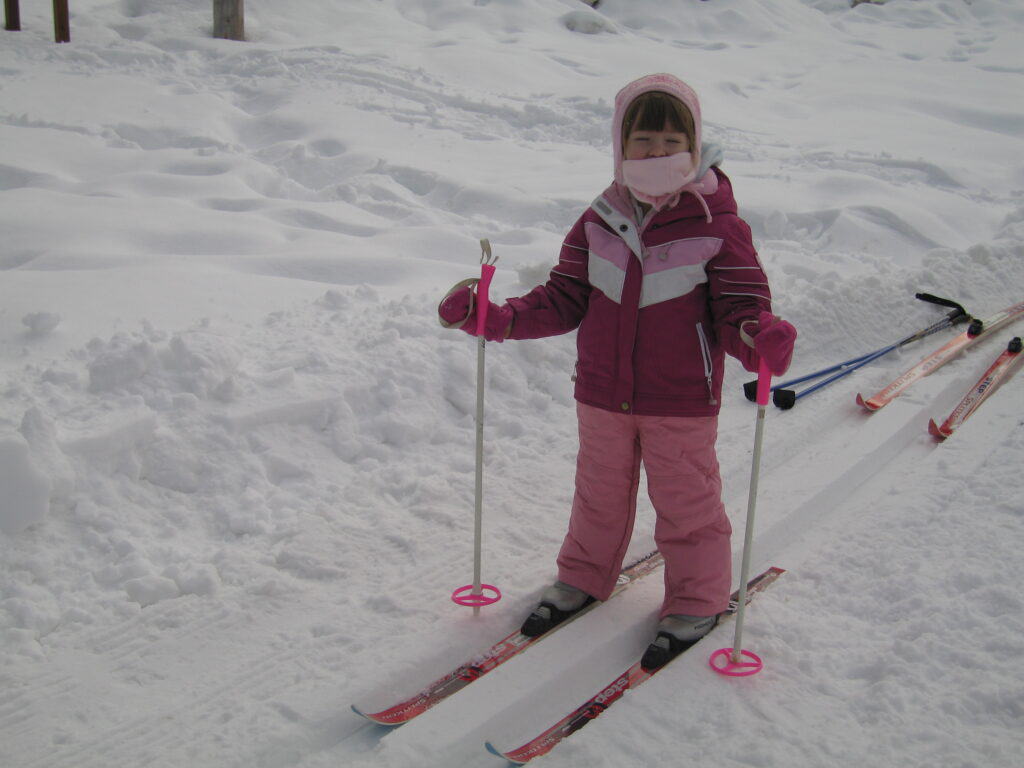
<box><xmin>213</xmin><ymin>0</ymin><xmax>244</xmax><ymax>41</ymax></box>
<box><xmin>5</xmin><ymin>0</ymin><xmax>21</xmax><ymax>31</ymax></box>
<box><xmin>53</xmin><ymin>0</ymin><xmax>69</xmax><ymax>42</ymax></box>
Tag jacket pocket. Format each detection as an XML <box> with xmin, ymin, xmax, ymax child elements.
<box><xmin>696</xmin><ymin>322</ymin><xmax>717</xmax><ymax>406</ymax></box>
<box><xmin>576</xmin><ymin>292</ymin><xmax>619</xmax><ymax>383</ymax></box>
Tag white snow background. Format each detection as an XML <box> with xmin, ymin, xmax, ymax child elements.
<box><xmin>2</xmin><ymin>0</ymin><xmax>1023</xmax><ymax>766</ymax></box>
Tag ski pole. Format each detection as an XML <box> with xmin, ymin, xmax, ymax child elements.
<box><xmin>450</xmin><ymin>240</ymin><xmax>503</xmax><ymax>613</ymax></box>
<box><xmin>750</xmin><ymin>293</ymin><xmax>970</xmax><ymax>409</ymax></box>
<box><xmin>471</xmin><ymin>240</ymin><xmax>497</xmax><ymax>615</ymax></box>
<box><xmin>773</xmin><ymin>339</ymin><xmax>916</xmax><ymax>409</ymax></box>
<box><xmin>711</xmin><ymin>360</ymin><xmax>771</xmax><ymax>676</ymax></box>
<box><xmin>773</xmin><ymin>308</ymin><xmax>966</xmax><ymax>409</ymax></box>
<box><xmin>742</xmin><ymin>347</ymin><xmax>879</xmax><ymax>402</ymax></box>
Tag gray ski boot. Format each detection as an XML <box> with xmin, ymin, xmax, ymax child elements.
<box><xmin>520</xmin><ymin>581</ymin><xmax>595</xmax><ymax>637</ymax></box>
<box><xmin>641</xmin><ymin>613</ymin><xmax>718</xmax><ymax>671</ymax></box>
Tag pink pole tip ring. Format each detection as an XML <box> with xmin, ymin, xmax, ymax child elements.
<box><xmin>709</xmin><ymin>647</ymin><xmax>763</xmax><ymax>677</ymax></box>
<box><xmin>451</xmin><ymin>584</ymin><xmax>502</xmax><ymax>607</ymax></box>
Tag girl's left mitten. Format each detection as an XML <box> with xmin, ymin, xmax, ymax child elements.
<box><xmin>752</xmin><ymin>311</ymin><xmax>797</xmax><ymax>375</ymax></box>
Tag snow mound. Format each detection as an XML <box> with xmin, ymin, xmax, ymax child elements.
<box><xmin>0</xmin><ymin>434</ymin><xmax>51</xmax><ymax>534</ymax></box>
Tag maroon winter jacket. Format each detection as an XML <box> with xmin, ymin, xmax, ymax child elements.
<box><xmin>506</xmin><ymin>169</ymin><xmax>772</xmax><ymax>417</ymax></box>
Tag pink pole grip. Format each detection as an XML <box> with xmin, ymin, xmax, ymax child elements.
<box><xmin>755</xmin><ymin>360</ymin><xmax>772</xmax><ymax>406</ymax></box>
<box><xmin>475</xmin><ymin>263</ymin><xmax>496</xmax><ymax>337</ymax></box>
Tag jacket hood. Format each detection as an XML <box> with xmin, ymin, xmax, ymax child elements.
<box><xmin>612</xmin><ymin>73</ymin><xmax>703</xmax><ymax>186</ymax></box>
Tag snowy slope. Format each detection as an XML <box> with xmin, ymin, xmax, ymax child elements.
<box><xmin>2</xmin><ymin>1</ymin><xmax>1023</xmax><ymax>767</ymax></box>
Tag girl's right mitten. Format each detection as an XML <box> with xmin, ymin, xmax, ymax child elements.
<box><xmin>438</xmin><ymin>281</ymin><xmax>513</xmax><ymax>342</ymax></box>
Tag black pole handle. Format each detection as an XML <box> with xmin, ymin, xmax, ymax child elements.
<box><xmin>915</xmin><ymin>292</ymin><xmax>969</xmax><ymax>323</ymax></box>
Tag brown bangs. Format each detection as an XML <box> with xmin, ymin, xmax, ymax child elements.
<box><xmin>622</xmin><ymin>91</ymin><xmax>695</xmax><ymax>147</ymax></box>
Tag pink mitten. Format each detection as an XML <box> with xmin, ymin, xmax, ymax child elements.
<box><xmin>438</xmin><ymin>283</ymin><xmax>513</xmax><ymax>342</ymax></box>
<box><xmin>748</xmin><ymin>311</ymin><xmax>797</xmax><ymax>375</ymax></box>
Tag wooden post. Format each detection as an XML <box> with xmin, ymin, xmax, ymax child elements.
<box><xmin>5</xmin><ymin>0</ymin><xmax>21</xmax><ymax>31</ymax></box>
<box><xmin>53</xmin><ymin>0</ymin><xmax>69</xmax><ymax>42</ymax></box>
<box><xmin>213</xmin><ymin>0</ymin><xmax>244</xmax><ymax>41</ymax></box>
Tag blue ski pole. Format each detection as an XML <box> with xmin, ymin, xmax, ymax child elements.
<box><xmin>745</xmin><ymin>293</ymin><xmax>969</xmax><ymax>409</ymax></box>
<box><xmin>742</xmin><ymin>346</ymin><xmax>881</xmax><ymax>403</ymax></box>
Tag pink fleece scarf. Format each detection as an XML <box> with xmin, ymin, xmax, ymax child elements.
<box><xmin>621</xmin><ymin>153</ymin><xmax>718</xmax><ymax>217</ymax></box>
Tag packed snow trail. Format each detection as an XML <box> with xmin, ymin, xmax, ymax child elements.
<box><xmin>339</xmin><ymin>315</ymin><xmax>1024</xmax><ymax>768</ymax></box>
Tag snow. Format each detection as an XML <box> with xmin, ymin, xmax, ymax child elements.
<box><xmin>1</xmin><ymin>0</ymin><xmax>1023</xmax><ymax>766</ymax></box>
<box><xmin>0</xmin><ymin>433</ymin><xmax>52</xmax><ymax>535</ymax></box>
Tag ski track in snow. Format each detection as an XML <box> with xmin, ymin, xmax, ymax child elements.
<box><xmin>2</xmin><ymin>1</ymin><xmax>1024</xmax><ymax>767</ymax></box>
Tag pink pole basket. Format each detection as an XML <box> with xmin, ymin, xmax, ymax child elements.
<box><xmin>451</xmin><ymin>584</ymin><xmax>502</xmax><ymax>608</ymax></box>
<box><xmin>709</xmin><ymin>647</ymin><xmax>763</xmax><ymax>677</ymax></box>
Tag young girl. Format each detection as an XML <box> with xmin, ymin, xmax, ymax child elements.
<box><xmin>438</xmin><ymin>73</ymin><xmax>796</xmax><ymax>670</ymax></box>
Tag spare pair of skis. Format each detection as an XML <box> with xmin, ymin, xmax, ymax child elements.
<box><xmin>856</xmin><ymin>299</ymin><xmax>1024</xmax><ymax>412</ymax></box>
<box><xmin>748</xmin><ymin>296</ymin><xmax>1024</xmax><ymax>412</ymax></box>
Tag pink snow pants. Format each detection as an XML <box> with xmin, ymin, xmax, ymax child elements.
<box><xmin>557</xmin><ymin>402</ymin><xmax>732</xmax><ymax>619</ymax></box>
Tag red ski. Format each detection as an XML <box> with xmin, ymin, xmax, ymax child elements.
<box><xmin>857</xmin><ymin>300</ymin><xmax>1024</xmax><ymax>411</ymax></box>
<box><xmin>928</xmin><ymin>337</ymin><xmax>1023</xmax><ymax>440</ymax></box>
<box><xmin>352</xmin><ymin>551</ymin><xmax>665</xmax><ymax>726</ymax></box>
<box><xmin>484</xmin><ymin>566</ymin><xmax>785</xmax><ymax>765</ymax></box>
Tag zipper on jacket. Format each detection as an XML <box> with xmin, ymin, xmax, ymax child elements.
<box><xmin>696</xmin><ymin>322</ymin><xmax>717</xmax><ymax>405</ymax></box>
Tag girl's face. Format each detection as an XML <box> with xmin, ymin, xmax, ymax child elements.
<box><xmin>620</xmin><ymin>90</ymin><xmax>696</xmax><ymax>163</ymax></box>
<box><xmin>622</xmin><ymin>121</ymin><xmax>688</xmax><ymax>160</ymax></box>
<box><xmin>624</xmin><ymin>121</ymin><xmax>691</xmax><ymax>160</ymax></box>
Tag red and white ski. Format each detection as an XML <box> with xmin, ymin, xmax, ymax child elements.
<box><xmin>857</xmin><ymin>300</ymin><xmax>1024</xmax><ymax>412</ymax></box>
<box><xmin>484</xmin><ymin>566</ymin><xmax>785</xmax><ymax>765</ymax></box>
<box><xmin>928</xmin><ymin>337</ymin><xmax>1023</xmax><ymax>440</ymax></box>
<box><xmin>352</xmin><ymin>551</ymin><xmax>665</xmax><ymax>726</ymax></box>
